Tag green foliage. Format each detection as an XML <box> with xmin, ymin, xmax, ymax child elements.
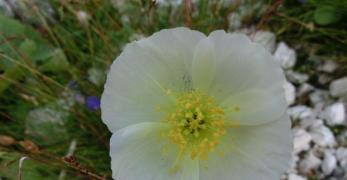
<box><xmin>314</xmin><ymin>6</ymin><xmax>340</xmax><ymax>25</ymax></box>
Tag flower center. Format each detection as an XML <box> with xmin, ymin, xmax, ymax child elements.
<box><xmin>164</xmin><ymin>90</ymin><xmax>226</xmax><ymax>160</ymax></box>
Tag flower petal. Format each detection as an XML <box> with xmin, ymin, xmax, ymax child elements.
<box><xmin>101</xmin><ymin>28</ymin><xmax>205</xmax><ymax>132</ymax></box>
<box><xmin>206</xmin><ymin>31</ymin><xmax>286</xmax><ymax>103</ymax></box>
<box><xmin>220</xmin><ymin>86</ymin><xmax>287</xmax><ymax>125</ymax></box>
<box><xmin>200</xmin><ymin>114</ymin><xmax>292</xmax><ymax>180</ymax></box>
<box><xmin>192</xmin><ymin>38</ymin><xmax>216</xmax><ymax>92</ymax></box>
<box><xmin>203</xmin><ymin>30</ymin><xmax>287</xmax><ymax>125</ymax></box>
<box><xmin>110</xmin><ymin>122</ymin><xmax>199</xmax><ymax>180</ymax></box>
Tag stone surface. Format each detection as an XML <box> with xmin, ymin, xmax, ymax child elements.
<box><xmin>330</xmin><ymin>77</ymin><xmax>347</xmax><ymax>97</ymax></box>
<box><xmin>288</xmin><ymin>105</ymin><xmax>315</xmax><ymax>121</ymax></box>
<box><xmin>293</xmin><ymin>128</ymin><xmax>312</xmax><ymax>154</ymax></box>
<box><xmin>288</xmin><ymin>173</ymin><xmax>307</xmax><ymax>180</ymax></box>
<box><xmin>309</xmin><ymin>124</ymin><xmax>336</xmax><ymax>147</ymax></box>
<box><xmin>322</xmin><ymin>150</ymin><xmax>337</xmax><ymax>175</ymax></box>
<box><xmin>299</xmin><ymin>151</ymin><xmax>322</xmax><ymax>174</ymax></box>
<box><xmin>323</xmin><ymin>102</ymin><xmax>346</xmax><ymax>126</ymax></box>
<box><xmin>252</xmin><ymin>31</ymin><xmax>276</xmax><ymax>53</ymax></box>
<box><xmin>286</xmin><ymin>70</ymin><xmax>309</xmax><ymax>84</ymax></box>
<box><xmin>318</xmin><ymin>60</ymin><xmax>337</xmax><ymax>73</ymax></box>
<box><xmin>284</xmin><ymin>81</ymin><xmax>296</xmax><ymax>105</ymax></box>
<box><xmin>274</xmin><ymin>42</ymin><xmax>297</xmax><ymax>69</ymax></box>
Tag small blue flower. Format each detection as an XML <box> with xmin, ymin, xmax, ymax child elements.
<box><xmin>85</xmin><ymin>96</ymin><xmax>100</xmax><ymax>111</ymax></box>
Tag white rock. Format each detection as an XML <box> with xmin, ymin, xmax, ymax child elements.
<box><xmin>318</xmin><ymin>60</ymin><xmax>337</xmax><ymax>73</ymax></box>
<box><xmin>309</xmin><ymin>124</ymin><xmax>336</xmax><ymax>147</ymax></box>
<box><xmin>300</xmin><ymin>118</ymin><xmax>321</xmax><ymax>130</ymax></box>
<box><xmin>252</xmin><ymin>31</ymin><xmax>276</xmax><ymax>53</ymax></box>
<box><xmin>330</xmin><ymin>77</ymin><xmax>347</xmax><ymax>97</ymax></box>
<box><xmin>228</xmin><ymin>13</ymin><xmax>242</xmax><ymax>30</ymax></box>
<box><xmin>297</xmin><ymin>83</ymin><xmax>314</xmax><ymax>97</ymax></box>
<box><xmin>274</xmin><ymin>42</ymin><xmax>297</xmax><ymax>69</ymax></box>
<box><xmin>309</xmin><ymin>90</ymin><xmax>331</xmax><ymax>106</ymax></box>
<box><xmin>293</xmin><ymin>128</ymin><xmax>312</xmax><ymax>154</ymax></box>
<box><xmin>283</xmin><ymin>81</ymin><xmax>296</xmax><ymax>105</ymax></box>
<box><xmin>323</xmin><ymin>102</ymin><xmax>346</xmax><ymax>126</ymax></box>
<box><xmin>288</xmin><ymin>105</ymin><xmax>315</xmax><ymax>120</ymax></box>
<box><xmin>287</xmin><ymin>153</ymin><xmax>300</xmax><ymax>173</ymax></box>
<box><xmin>322</xmin><ymin>150</ymin><xmax>337</xmax><ymax>175</ymax></box>
<box><xmin>288</xmin><ymin>174</ymin><xmax>307</xmax><ymax>180</ymax></box>
<box><xmin>340</xmin><ymin>155</ymin><xmax>347</xmax><ymax>169</ymax></box>
<box><xmin>336</xmin><ymin>147</ymin><xmax>347</xmax><ymax>164</ymax></box>
<box><xmin>286</xmin><ymin>70</ymin><xmax>309</xmax><ymax>84</ymax></box>
<box><xmin>318</xmin><ymin>74</ymin><xmax>333</xmax><ymax>85</ymax></box>
<box><xmin>299</xmin><ymin>151</ymin><xmax>322</xmax><ymax>174</ymax></box>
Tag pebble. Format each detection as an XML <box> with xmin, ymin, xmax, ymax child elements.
<box><xmin>299</xmin><ymin>151</ymin><xmax>322</xmax><ymax>174</ymax></box>
<box><xmin>323</xmin><ymin>102</ymin><xmax>346</xmax><ymax>126</ymax></box>
<box><xmin>309</xmin><ymin>124</ymin><xmax>336</xmax><ymax>147</ymax></box>
<box><xmin>274</xmin><ymin>42</ymin><xmax>297</xmax><ymax>69</ymax></box>
<box><xmin>287</xmin><ymin>173</ymin><xmax>307</xmax><ymax>180</ymax></box>
<box><xmin>293</xmin><ymin>128</ymin><xmax>312</xmax><ymax>154</ymax></box>
<box><xmin>284</xmin><ymin>81</ymin><xmax>296</xmax><ymax>105</ymax></box>
<box><xmin>309</xmin><ymin>90</ymin><xmax>331</xmax><ymax>106</ymax></box>
<box><xmin>286</xmin><ymin>70</ymin><xmax>309</xmax><ymax>84</ymax></box>
<box><xmin>318</xmin><ymin>60</ymin><xmax>338</xmax><ymax>73</ymax></box>
<box><xmin>330</xmin><ymin>77</ymin><xmax>347</xmax><ymax>97</ymax></box>
<box><xmin>322</xmin><ymin>150</ymin><xmax>337</xmax><ymax>175</ymax></box>
<box><xmin>252</xmin><ymin>31</ymin><xmax>276</xmax><ymax>53</ymax></box>
<box><xmin>288</xmin><ymin>105</ymin><xmax>315</xmax><ymax>121</ymax></box>
<box><xmin>297</xmin><ymin>83</ymin><xmax>314</xmax><ymax>97</ymax></box>
<box><xmin>336</xmin><ymin>148</ymin><xmax>347</xmax><ymax>169</ymax></box>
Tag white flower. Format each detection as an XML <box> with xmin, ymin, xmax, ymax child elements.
<box><xmin>101</xmin><ymin>27</ymin><xmax>292</xmax><ymax>180</ymax></box>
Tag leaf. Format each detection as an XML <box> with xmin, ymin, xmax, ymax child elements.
<box><xmin>314</xmin><ymin>6</ymin><xmax>340</xmax><ymax>25</ymax></box>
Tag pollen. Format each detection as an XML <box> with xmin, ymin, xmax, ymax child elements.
<box><xmin>164</xmin><ymin>90</ymin><xmax>227</xmax><ymax>160</ymax></box>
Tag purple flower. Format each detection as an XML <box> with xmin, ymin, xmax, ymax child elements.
<box><xmin>85</xmin><ymin>96</ymin><xmax>100</xmax><ymax>111</ymax></box>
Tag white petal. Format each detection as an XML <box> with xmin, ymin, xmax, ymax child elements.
<box><xmin>110</xmin><ymin>122</ymin><xmax>199</xmax><ymax>180</ymax></box>
<box><xmin>101</xmin><ymin>28</ymin><xmax>205</xmax><ymax>132</ymax></box>
<box><xmin>200</xmin><ymin>114</ymin><xmax>292</xmax><ymax>180</ymax></box>
<box><xmin>220</xmin><ymin>86</ymin><xmax>287</xmax><ymax>125</ymax></box>
<box><xmin>206</xmin><ymin>31</ymin><xmax>286</xmax><ymax>104</ymax></box>
<box><xmin>192</xmin><ymin>38</ymin><xmax>216</xmax><ymax>92</ymax></box>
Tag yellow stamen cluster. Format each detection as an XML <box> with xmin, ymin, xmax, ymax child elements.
<box><xmin>165</xmin><ymin>90</ymin><xmax>226</xmax><ymax>160</ymax></box>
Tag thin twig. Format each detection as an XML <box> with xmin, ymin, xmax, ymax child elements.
<box><xmin>183</xmin><ymin>0</ymin><xmax>192</xmax><ymax>27</ymax></box>
<box><xmin>255</xmin><ymin>0</ymin><xmax>284</xmax><ymax>31</ymax></box>
<box><xmin>17</xmin><ymin>156</ymin><xmax>28</xmax><ymax>180</ymax></box>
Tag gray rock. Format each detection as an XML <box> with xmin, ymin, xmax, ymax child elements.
<box><xmin>288</xmin><ymin>105</ymin><xmax>315</xmax><ymax>121</ymax></box>
<box><xmin>274</xmin><ymin>42</ymin><xmax>297</xmax><ymax>69</ymax></box>
<box><xmin>336</xmin><ymin>147</ymin><xmax>347</xmax><ymax>171</ymax></box>
<box><xmin>309</xmin><ymin>124</ymin><xmax>336</xmax><ymax>147</ymax></box>
<box><xmin>323</xmin><ymin>102</ymin><xmax>346</xmax><ymax>126</ymax></box>
<box><xmin>286</xmin><ymin>70</ymin><xmax>309</xmax><ymax>84</ymax></box>
<box><xmin>330</xmin><ymin>77</ymin><xmax>347</xmax><ymax>97</ymax></box>
<box><xmin>318</xmin><ymin>60</ymin><xmax>338</xmax><ymax>73</ymax></box>
<box><xmin>309</xmin><ymin>89</ymin><xmax>331</xmax><ymax>106</ymax></box>
<box><xmin>287</xmin><ymin>173</ymin><xmax>307</xmax><ymax>180</ymax></box>
<box><xmin>297</xmin><ymin>83</ymin><xmax>314</xmax><ymax>97</ymax></box>
<box><xmin>252</xmin><ymin>31</ymin><xmax>276</xmax><ymax>53</ymax></box>
<box><xmin>299</xmin><ymin>151</ymin><xmax>322</xmax><ymax>174</ymax></box>
<box><xmin>284</xmin><ymin>81</ymin><xmax>296</xmax><ymax>106</ymax></box>
<box><xmin>318</xmin><ymin>74</ymin><xmax>333</xmax><ymax>85</ymax></box>
<box><xmin>322</xmin><ymin>150</ymin><xmax>337</xmax><ymax>175</ymax></box>
<box><xmin>293</xmin><ymin>128</ymin><xmax>312</xmax><ymax>154</ymax></box>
